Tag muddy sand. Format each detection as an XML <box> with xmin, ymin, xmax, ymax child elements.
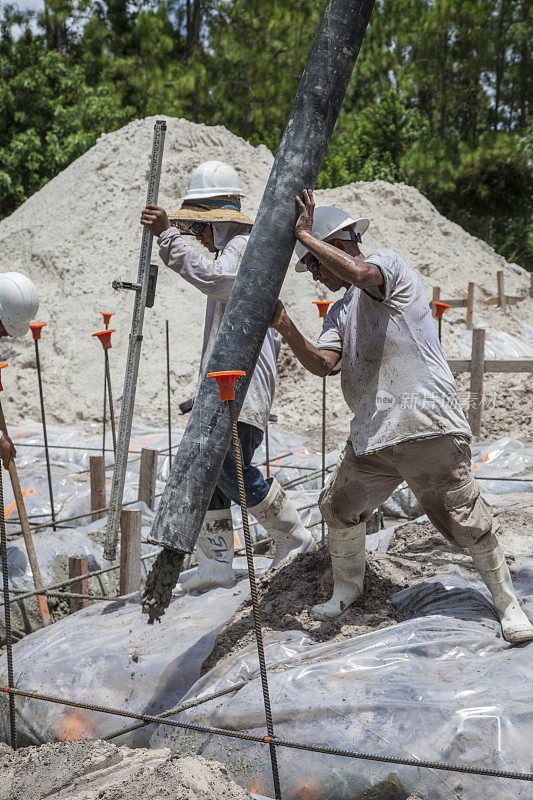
<box><xmin>0</xmin><ymin>739</ymin><xmax>253</xmax><ymax>800</ymax></box>
<box><xmin>203</xmin><ymin>506</ymin><xmax>530</xmax><ymax>673</ymax></box>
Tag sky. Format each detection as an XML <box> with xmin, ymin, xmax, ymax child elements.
<box><xmin>1</xmin><ymin>0</ymin><xmax>44</xmax><ymax>10</ymax></box>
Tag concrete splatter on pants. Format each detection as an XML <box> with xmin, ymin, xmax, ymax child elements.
<box><xmin>319</xmin><ymin>434</ymin><xmax>492</xmax><ymax>549</ymax></box>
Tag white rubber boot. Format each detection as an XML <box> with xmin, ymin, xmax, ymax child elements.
<box><xmin>468</xmin><ymin>533</ymin><xmax>533</xmax><ymax>643</ymax></box>
<box><xmin>312</xmin><ymin>523</ymin><xmax>366</xmax><ymax>621</ymax></box>
<box><xmin>179</xmin><ymin>508</ymin><xmax>236</xmax><ymax>593</ymax></box>
<box><xmin>249</xmin><ymin>478</ymin><xmax>315</xmax><ymax>567</ymax></box>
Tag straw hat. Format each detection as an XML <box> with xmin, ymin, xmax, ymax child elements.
<box><xmin>169</xmin><ymin>196</ymin><xmax>253</xmax><ymax>234</ymax></box>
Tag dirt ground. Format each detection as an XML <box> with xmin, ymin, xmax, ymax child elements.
<box><xmin>203</xmin><ymin>506</ymin><xmax>530</xmax><ymax>673</ymax></box>
<box><xmin>0</xmin><ymin>739</ymin><xmax>253</xmax><ymax>800</ymax></box>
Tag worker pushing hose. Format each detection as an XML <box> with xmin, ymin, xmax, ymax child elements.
<box><xmin>270</xmin><ymin>188</ymin><xmax>533</xmax><ymax>644</ymax></box>
<box><xmin>141</xmin><ymin>161</ymin><xmax>314</xmax><ymax>592</ymax></box>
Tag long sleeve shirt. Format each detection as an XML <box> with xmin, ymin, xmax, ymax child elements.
<box><xmin>158</xmin><ymin>227</ymin><xmax>280</xmax><ymax>432</ymax></box>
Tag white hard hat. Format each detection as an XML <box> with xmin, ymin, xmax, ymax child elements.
<box><xmin>182</xmin><ymin>160</ymin><xmax>245</xmax><ymax>201</ymax></box>
<box><xmin>295</xmin><ymin>206</ymin><xmax>370</xmax><ymax>272</ymax></box>
<box><xmin>0</xmin><ymin>272</ymin><xmax>39</xmax><ymax>337</ymax></box>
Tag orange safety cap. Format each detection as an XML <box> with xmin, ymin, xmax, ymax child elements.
<box><xmin>99</xmin><ymin>311</ymin><xmax>115</xmax><ymax>326</ymax></box>
<box><xmin>313</xmin><ymin>300</ymin><xmax>333</xmax><ymax>318</ymax></box>
<box><xmin>207</xmin><ymin>370</ymin><xmax>246</xmax><ymax>401</ymax></box>
<box><xmin>431</xmin><ymin>301</ymin><xmax>452</xmax><ymax>319</ymax></box>
<box><xmin>30</xmin><ymin>321</ymin><xmax>47</xmax><ymax>340</ymax></box>
<box><xmin>0</xmin><ymin>362</ymin><xmax>7</xmax><ymax>392</ymax></box>
<box><xmin>92</xmin><ymin>329</ymin><xmax>116</xmax><ymax>350</ymax></box>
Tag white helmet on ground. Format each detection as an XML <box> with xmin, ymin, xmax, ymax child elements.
<box><xmin>295</xmin><ymin>206</ymin><xmax>370</xmax><ymax>272</ymax></box>
<box><xmin>182</xmin><ymin>161</ymin><xmax>245</xmax><ymax>201</ymax></box>
<box><xmin>0</xmin><ymin>272</ymin><xmax>39</xmax><ymax>337</ymax></box>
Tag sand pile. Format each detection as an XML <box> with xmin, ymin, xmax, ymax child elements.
<box><xmin>0</xmin><ymin>739</ymin><xmax>253</xmax><ymax>800</ymax></box>
<box><xmin>0</xmin><ymin>115</ymin><xmax>531</xmax><ymax>436</ymax></box>
<box><xmin>203</xmin><ymin>505</ymin><xmax>531</xmax><ymax>672</ymax></box>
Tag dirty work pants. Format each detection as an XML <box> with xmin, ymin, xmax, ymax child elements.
<box><xmin>208</xmin><ymin>422</ymin><xmax>270</xmax><ymax>511</ymax></box>
<box><xmin>319</xmin><ymin>434</ymin><xmax>492</xmax><ymax>549</ymax></box>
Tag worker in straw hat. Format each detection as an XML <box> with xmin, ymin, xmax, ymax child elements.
<box><xmin>141</xmin><ymin>161</ymin><xmax>314</xmax><ymax>592</ymax></box>
<box><xmin>270</xmin><ymin>188</ymin><xmax>533</xmax><ymax>644</ymax></box>
<box><xmin>0</xmin><ymin>272</ymin><xmax>39</xmax><ymax>468</ymax></box>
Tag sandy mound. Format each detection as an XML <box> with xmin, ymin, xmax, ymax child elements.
<box><xmin>1</xmin><ymin>115</ymin><xmax>531</xmax><ymax>436</ymax></box>
<box><xmin>0</xmin><ymin>739</ymin><xmax>252</xmax><ymax>800</ymax></box>
<box><xmin>203</xmin><ymin>506</ymin><xmax>530</xmax><ymax>673</ymax></box>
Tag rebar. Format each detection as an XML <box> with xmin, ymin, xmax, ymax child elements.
<box><xmin>229</xmin><ymin>398</ymin><xmax>281</xmax><ymax>799</ymax></box>
<box><xmin>105</xmin><ymin>350</ymin><xmax>117</xmax><ymax>456</ymax></box>
<box><xmin>321</xmin><ymin>375</ymin><xmax>326</xmax><ymax>544</ymax></box>
<box><xmin>102</xmin><ymin>350</ymin><xmax>107</xmax><ymax>458</ymax></box>
<box><xmin>166</xmin><ymin>320</ymin><xmax>172</xmax><ymax>462</ymax></box>
<box><xmin>0</xmin><ymin>549</ymin><xmax>161</xmax><ymax>608</ymax></box>
<box><xmin>103</xmin><ymin>315</ymin><xmax>110</xmax><ymax>458</ymax></box>
<box><xmin>104</xmin><ymin>679</ymin><xmax>251</xmax><ymax>741</ymax></box>
<box><xmin>265</xmin><ymin>423</ymin><xmax>270</xmax><ymax>479</ymax></box>
<box><xmin>34</xmin><ymin>338</ymin><xmax>56</xmax><ymax>531</ymax></box>
<box><xmin>2</xmin><ymin>686</ymin><xmax>531</xmax><ymax>782</ymax></box>
<box><xmin>0</xmin><ymin>466</ymin><xmax>17</xmax><ymax>748</ymax></box>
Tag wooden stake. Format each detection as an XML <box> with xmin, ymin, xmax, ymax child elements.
<box><xmin>0</xmin><ymin>400</ymin><xmax>50</xmax><ymax>626</ymax></box>
<box><xmin>432</xmin><ymin>286</ymin><xmax>441</xmax><ymax>317</ymax></box>
<box><xmin>120</xmin><ymin>509</ymin><xmax>141</xmax><ymax>595</ymax></box>
<box><xmin>466</xmin><ymin>282</ymin><xmax>475</xmax><ymax>330</ymax></box>
<box><xmin>138</xmin><ymin>448</ymin><xmax>157</xmax><ymax>510</ymax></box>
<box><xmin>497</xmin><ymin>271</ymin><xmax>506</xmax><ymax>311</ymax></box>
<box><xmin>69</xmin><ymin>556</ymin><xmax>89</xmax><ymax>613</ymax></box>
<box><xmin>90</xmin><ymin>455</ymin><xmax>106</xmax><ymax>522</ymax></box>
<box><xmin>469</xmin><ymin>328</ymin><xmax>486</xmax><ymax>438</ymax></box>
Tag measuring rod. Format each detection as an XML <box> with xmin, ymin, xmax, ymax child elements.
<box><xmin>104</xmin><ymin>119</ymin><xmax>166</xmax><ymax>560</ymax></box>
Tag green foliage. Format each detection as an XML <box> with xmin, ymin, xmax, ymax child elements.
<box><xmin>0</xmin><ymin>0</ymin><xmax>531</xmax><ymax>268</ymax></box>
<box><xmin>318</xmin><ymin>90</ymin><xmax>428</xmax><ymax>187</ymax></box>
<box><xmin>0</xmin><ymin>40</ymin><xmax>133</xmax><ymax>216</ymax></box>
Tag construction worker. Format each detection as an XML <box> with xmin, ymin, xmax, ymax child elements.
<box><xmin>0</xmin><ymin>272</ymin><xmax>39</xmax><ymax>469</ymax></box>
<box><xmin>141</xmin><ymin>161</ymin><xmax>314</xmax><ymax>592</ymax></box>
<box><xmin>270</xmin><ymin>188</ymin><xmax>533</xmax><ymax>644</ymax></box>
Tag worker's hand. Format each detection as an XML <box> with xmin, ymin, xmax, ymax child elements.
<box><xmin>295</xmin><ymin>189</ymin><xmax>315</xmax><ymax>240</ymax></box>
<box><xmin>140</xmin><ymin>204</ymin><xmax>171</xmax><ymax>237</ymax></box>
<box><xmin>0</xmin><ymin>433</ymin><xmax>15</xmax><ymax>469</ymax></box>
<box><xmin>270</xmin><ymin>300</ymin><xmax>289</xmax><ymax>333</ymax></box>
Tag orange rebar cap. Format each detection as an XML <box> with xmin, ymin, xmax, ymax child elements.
<box><xmin>207</xmin><ymin>370</ymin><xmax>246</xmax><ymax>401</ymax></box>
<box><xmin>92</xmin><ymin>329</ymin><xmax>116</xmax><ymax>350</ymax></box>
<box><xmin>431</xmin><ymin>301</ymin><xmax>452</xmax><ymax>319</ymax></box>
<box><xmin>29</xmin><ymin>321</ymin><xmax>47</xmax><ymax>340</ymax></box>
<box><xmin>313</xmin><ymin>300</ymin><xmax>333</xmax><ymax>318</ymax></box>
<box><xmin>99</xmin><ymin>311</ymin><xmax>115</xmax><ymax>326</ymax></box>
<box><xmin>0</xmin><ymin>362</ymin><xmax>7</xmax><ymax>392</ymax></box>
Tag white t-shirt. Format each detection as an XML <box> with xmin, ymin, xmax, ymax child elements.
<box><xmin>317</xmin><ymin>249</ymin><xmax>471</xmax><ymax>455</ymax></box>
<box><xmin>158</xmin><ymin>227</ymin><xmax>280</xmax><ymax>432</ymax></box>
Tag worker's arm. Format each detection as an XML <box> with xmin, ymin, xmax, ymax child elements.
<box><xmin>270</xmin><ymin>301</ymin><xmax>340</xmax><ymax>377</ymax></box>
<box><xmin>141</xmin><ymin>205</ymin><xmax>235</xmax><ymax>302</ymax></box>
<box><xmin>0</xmin><ymin>433</ymin><xmax>16</xmax><ymax>469</ymax></box>
<box><xmin>295</xmin><ymin>190</ymin><xmax>383</xmax><ymax>292</ymax></box>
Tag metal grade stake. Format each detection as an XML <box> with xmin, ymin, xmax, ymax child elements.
<box><xmin>166</xmin><ymin>320</ymin><xmax>172</xmax><ymax>462</ymax></box>
<box><xmin>431</xmin><ymin>301</ymin><xmax>451</xmax><ymax>344</ymax></box>
<box><xmin>92</xmin><ymin>329</ymin><xmax>117</xmax><ymax>457</ymax></box>
<box><xmin>29</xmin><ymin>323</ymin><xmax>56</xmax><ymax>531</ymax></box>
<box><xmin>313</xmin><ymin>301</ymin><xmax>332</xmax><ymax>545</ymax></box>
<box><xmin>105</xmin><ymin>350</ymin><xmax>117</xmax><ymax>456</ymax></box>
<box><xmin>99</xmin><ymin>313</ymin><xmax>115</xmax><ymax>457</ymax></box>
<box><xmin>0</xmin><ymin>364</ymin><xmax>18</xmax><ymax>747</ymax></box>
<box><xmin>208</xmin><ymin>370</ymin><xmax>281</xmax><ymax>800</ymax></box>
<box><xmin>0</xmin><ymin>463</ymin><xmax>16</xmax><ymax>748</ymax></box>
